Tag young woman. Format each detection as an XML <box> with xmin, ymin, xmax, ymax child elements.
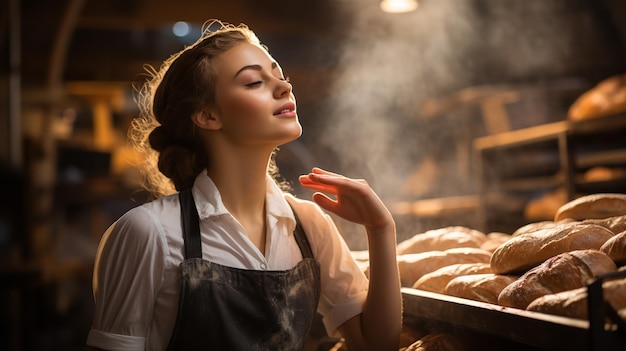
<box><xmin>86</xmin><ymin>20</ymin><xmax>401</xmax><ymax>351</ymax></box>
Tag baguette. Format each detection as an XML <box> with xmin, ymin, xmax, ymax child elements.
<box><xmin>527</xmin><ymin>276</ymin><xmax>626</xmax><ymax>320</ymax></box>
<box><xmin>444</xmin><ymin>273</ymin><xmax>518</xmax><ymax>304</ymax></box>
<box><xmin>497</xmin><ymin>250</ymin><xmax>616</xmax><ymax>309</ymax></box>
<box><xmin>583</xmin><ymin>215</ymin><xmax>626</xmax><ymax>235</ymax></box>
<box><xmin>600</xmin><ymin>231</ymin><xmax>626</xmax><ymax>264</ymax></box>
<box><xmin>490</xmin><ymin>223</ymin><xmax>614</xmax><ymax>274</ymax></box>
<box><xmin>512</xmin><ymin>219</ymin><xmax>577</xmax><ymax>237</ymax></box>
<box><xmin>412</xmin><ymin>263</ymin><xmax>492</xmax><ymax>293</ymax></box>
<box><xmin>397</xmin><ymin>226</ymin><xmax>487</xmax><ymax>255</ymax></box>
<box><xmin>554</xmin><ymin>193</ymin><xmax>626</xmax><ymax>221</ymax></box>
<box><xmin>397</xmin><ymin>248</ymin><xmax>492</xmax><ymax>287</ymax></box>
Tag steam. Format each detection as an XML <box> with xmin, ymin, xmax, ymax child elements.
<box><xmin>305</xmin><ymin>0</ymin><xmax>613</xmax><ymax>246</ymax></box>
<box><xmin>318</xmin><ymin>0</ymin><xmax>604</xmax><ymax>201</ymax></box>
<box><xmin>319</xmin><ymin>1</ymin><xmax>480</xmax><ymax>199</ymax></box>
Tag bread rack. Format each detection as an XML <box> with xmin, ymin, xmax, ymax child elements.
<box><xmin>401</xmin><ymin>269</ymin><xmax>626</xmax><ymax>350</ymax></box>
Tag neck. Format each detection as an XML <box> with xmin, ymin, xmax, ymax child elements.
<box><xmin>207</xmin><ymin>147</ymin><xmax>273</xmax><ymax>218</ymax></box>
<box><xmin>207</xmin><ymin>147</ymin><xmax>272</xmax><ymax>255</ymax></box>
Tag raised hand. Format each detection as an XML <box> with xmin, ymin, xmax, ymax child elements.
<box><xmin>298</xmin><ymin>167</ymin><xmax>394</xmax><ymax>232</ymax></box>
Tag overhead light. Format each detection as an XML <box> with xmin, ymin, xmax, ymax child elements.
<box><xmin>380</xmin><ymin>0</ymin><xmax>418</xmax><ymax>13</ymax></box>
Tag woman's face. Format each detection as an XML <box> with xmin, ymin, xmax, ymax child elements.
<box><xmin>209</xmin><ymin>42</ymin><xmax>301</xmax><ymax>148</ymax></box>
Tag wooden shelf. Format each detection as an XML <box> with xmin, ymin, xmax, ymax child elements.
<box><xmin>474</xmin><ymin>113</ymin><xmax>626</xmax><ymax>232</ymax></box>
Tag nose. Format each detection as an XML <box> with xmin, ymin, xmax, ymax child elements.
<box><xmin>274</xmin><ymin>78</ymin><xmax>292</xmax><ymax>98</ymax></box>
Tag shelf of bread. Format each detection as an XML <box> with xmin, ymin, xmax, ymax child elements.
<box><xmin>392</xmin><ymin>193</ymin><xmax>626</xmax><ymax>350</ymax></box>
<box><xmin>401</xmin><ymin>280</ymin><xmax>626</xmax><ymax>351</ymax></box>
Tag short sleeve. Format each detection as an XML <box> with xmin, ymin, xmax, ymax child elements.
<box><xmin>87</xmin><ymin>206</ymin><xmax>169</xmax><ymax>350</ymax></box>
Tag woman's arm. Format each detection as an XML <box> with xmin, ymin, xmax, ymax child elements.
<box><xmin>299</xmin><ymin>168</ymin><xmax>402</xmax><ymax>351</ymax></box>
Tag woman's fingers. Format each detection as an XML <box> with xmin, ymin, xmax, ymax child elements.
<box><xmin>311</xmin><ymin>192</ymin><xmax>338</xmax><ymax>213</ymax></box>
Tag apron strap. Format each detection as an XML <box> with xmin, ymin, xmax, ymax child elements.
<box><xmin>179</xmin><ymin>189</ymin><xmax>202</xmax><ymax>259</ymax></box>
<box><xmin>290</xmin><ymin>204</ymin><xmax>315</xmax><ymax>260</ymax></box>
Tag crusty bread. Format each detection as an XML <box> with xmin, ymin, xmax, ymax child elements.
<box><xmin>444</xmin><ymin>274</ymin><xmax>518</xmax><ymax>304</ymax></box>
<box><xmin>527</xmin><ymin>276</ymin><xmax>626</xmax><ymax>320</ymax></box>
<box><xmin>397</xmin><ymin>248</ymin><xmax>492</xmax><ymax>287</ymax></box>
<box><xmin>497</xmin><ymin>250</ymin><xmax>616</xmax><ymax>309</ymax></box>
<box><xmin>397</xmin><ymin>226</ymin><xmax>487</xmax><ymax>255</ymax></box>
<box><xmin>600</xmin><ymin>231</ymin><xmax>626</xmax><ymax>264</ymax></box>
<box><xmin>526</xmin><ymin>286</ymin><xmax>588</xmax><ymax>319</ymax></box>
<box><xmin>412</xmin><ymin>263</ymin><xmax>492</xmax><ymax>293</ymax></box>
<box><xmin>512</xmin><ymin>219</ymin><xmax>577</xmax><ymax>237</ymax></box>
<box><xmin>567</xmin><ymin>74</ymin><xmax>626</xmax><ymax>121</ymax></box>
<box><xmin>490</xmin><ymin>223</ymin><xmax>614</xmax><ymax>274</ymax></box>
<box><xmin>554</xmin><ymin>193</ymin><xmax>626</xmax><ymax>221</ymax></box>
<box><xmin>583</xmin><ymin>215</ymin><xmax>626</xmax><ymax>235</ymax></box>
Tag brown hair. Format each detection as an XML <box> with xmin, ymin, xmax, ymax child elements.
<box><xmin>130</xmin><ymin>20</ymin><xmax>284</xmax><ymax>198</ymax></box>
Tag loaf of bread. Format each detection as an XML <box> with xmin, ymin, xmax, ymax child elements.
<box><xmin>444</xmin><ymin>274</ymin><xmax>518</xmax><ymax>304</ymax></box>
<box><xmin>397</xmin><ymin>248</ymin><xmax>492</xmax><ymax>287</ymax></box>
<box><xmin>412</xmin><ymin>263</ymin><xmax>492</xmax><ymax>293</ymax></box>
<box><xmin>397</xmin><ymin>226</ymin><xmax>487</xmax><ymax>255</ymax></box>
<box><xmin>554</xmin><ymin>193</ymin><xmax>626</xmax><ymax>221</ymax></box>
<box><xmin>527</xmin><ymin>276</ymin><xmax>626</xmax><ymax>320</ymax></box>
<box><xmin>583</xmin><ymin>215</ymin><xmax>626</xmax><ymax>235</ymax></box>
<box><xmin>600</xmin><ymin>231</ymin><xmax>626</xmax><ymax>264</ymax></box>
<box><xmin>512</xmin><ymin>219</ymin><xmax>577</xmax><ymax>237</ymax></box>
<box><xmin>567</xmin><ymin>74</ymin><xmax>626</xmax><ymax>121</ymax></box>
<box><xmin>490</xmin><ymin>223</ymin><xmax>614</xmax><ymax>274</ymax></box>
<box><xmin>497</xmin><ymin>250</ymin><xmax>616</xmax><ymax>309</ymax></box>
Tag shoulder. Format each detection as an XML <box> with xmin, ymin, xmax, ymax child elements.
<box><xmin>101</xmin><ymin>194</ymin><xmax>180</xmax><ymax>254</ymax></box>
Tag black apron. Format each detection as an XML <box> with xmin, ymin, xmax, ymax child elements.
<box><xmin>167</xmin><ymin>189</ymin><xmax>321</xmax><ymax>350</ymax></box>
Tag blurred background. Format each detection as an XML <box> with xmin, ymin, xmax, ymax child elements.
<box><xmin>1</xmin><ymin>0</ymin><xmax>626</xmax><ymax>349</ymax></box>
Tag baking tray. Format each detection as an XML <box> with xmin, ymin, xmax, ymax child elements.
<box><xmin>401</xmin><ymin>274</ymin><xmax>626</xmax><ymax>351</ymax></box>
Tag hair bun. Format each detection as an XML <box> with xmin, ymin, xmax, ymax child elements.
<box><xmin>148</xmin><ymin>126</ymin><xmax>171</xmax><ymax>152</ymax></box>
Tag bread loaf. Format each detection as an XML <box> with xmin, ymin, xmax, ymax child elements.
<box><xmin>554</xmin><ymin>193</ymin><xmax>626</xmax><ymax>221</ymax></box>
<box><xmin>397</xmin><ymin>226</ymin><xmax>487</xmax><ymax>255</ymax></box>
<box><xmin>444</xmin><ymin>274</ymin><xmax>518</xmax><ymax>304</ymax></box>
<box><xmin>497</xmin><ymin>250</ymin><xmax>616</xmax><ymax>309</ymax></box>
<box><xmin>412</xmin><ymin>263</ymin><xmax>492</xmax><ymax>293</ymax></box>
<box><xmin>512</xmin><ymin>219</ymin><xmax>576</xmax><ymax>237</ymax></box>
<box><xmin>600</xmin><ymin>231</ymin><xmax>626</xmax><ymax>264</ymax></box>
<box><xmin>527</xmin><ymin>276</ymin><xmax>626</xmax><ymax>320</ymax></box>
<box><xmin>583</xmin><ymin>215</ymin><xmax>626</xmax><ymax>235</ymax></box>
<box><xmin>567</xmin><ymin>74</ymin><xmax>626</xmax><ymax>121</ymax></box>
<box><xmin>490</xmin><ymin>223</ymin><xmax>614</xmax><ymax>274</ymax></box>
<box><xmin>397</xmin><ymin>248</ymin><xmax>492</xmax><ymax>287</ymax></box>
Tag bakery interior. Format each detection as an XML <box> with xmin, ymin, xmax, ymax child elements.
<box><xmin>2</xmin><ymin>0</ymin><xmax>626</xmax><ymax>350</ymax></box>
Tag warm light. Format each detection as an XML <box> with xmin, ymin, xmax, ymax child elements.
<box><xmin>380</xmin><ymin>0</ymin><xmax>418</xmax><ymax>13</ymax></box>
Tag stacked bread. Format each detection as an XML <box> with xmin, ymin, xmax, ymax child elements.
<box><xmin>394</xmin><ymin>226</ymin><xmax>515</xmax><ymax>303</ymax></box>
<box><xmin>401</xmin><ymin>193</ymin><xmax>626</xmax><ymax>321</ymax></box>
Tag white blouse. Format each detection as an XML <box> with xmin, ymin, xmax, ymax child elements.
<box><xmin>86</xmin><ymin>172</ymin><xmax>369</xmax><ymax>351</ymax></box>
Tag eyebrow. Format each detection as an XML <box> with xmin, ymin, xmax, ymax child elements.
<box><xmin>234</xmin><ymin>62</ymin><xmax>279</xmax><ymax>78</ymax></box>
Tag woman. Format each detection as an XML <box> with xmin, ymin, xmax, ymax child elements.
<box><xmin>86</xmin><ymin>20</ymin><xmax>401</xmax><ymax>351</ymax></box>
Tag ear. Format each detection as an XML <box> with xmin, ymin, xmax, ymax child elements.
<box><xmin>192</xmin><ymin>109</ymin><xmax>222</xmax><ymax>131</ymax></box>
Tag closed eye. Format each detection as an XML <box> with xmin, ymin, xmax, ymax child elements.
<box><xmin>245</xmin><ymin>81</ymin><xmax>262</xmax><ymax>87</ymax></box>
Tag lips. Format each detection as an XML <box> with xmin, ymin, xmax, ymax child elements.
<box><xmin>273</xmin><ymin>102</ymin><xmax>296</xmax><ymax>115</ymax></box>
